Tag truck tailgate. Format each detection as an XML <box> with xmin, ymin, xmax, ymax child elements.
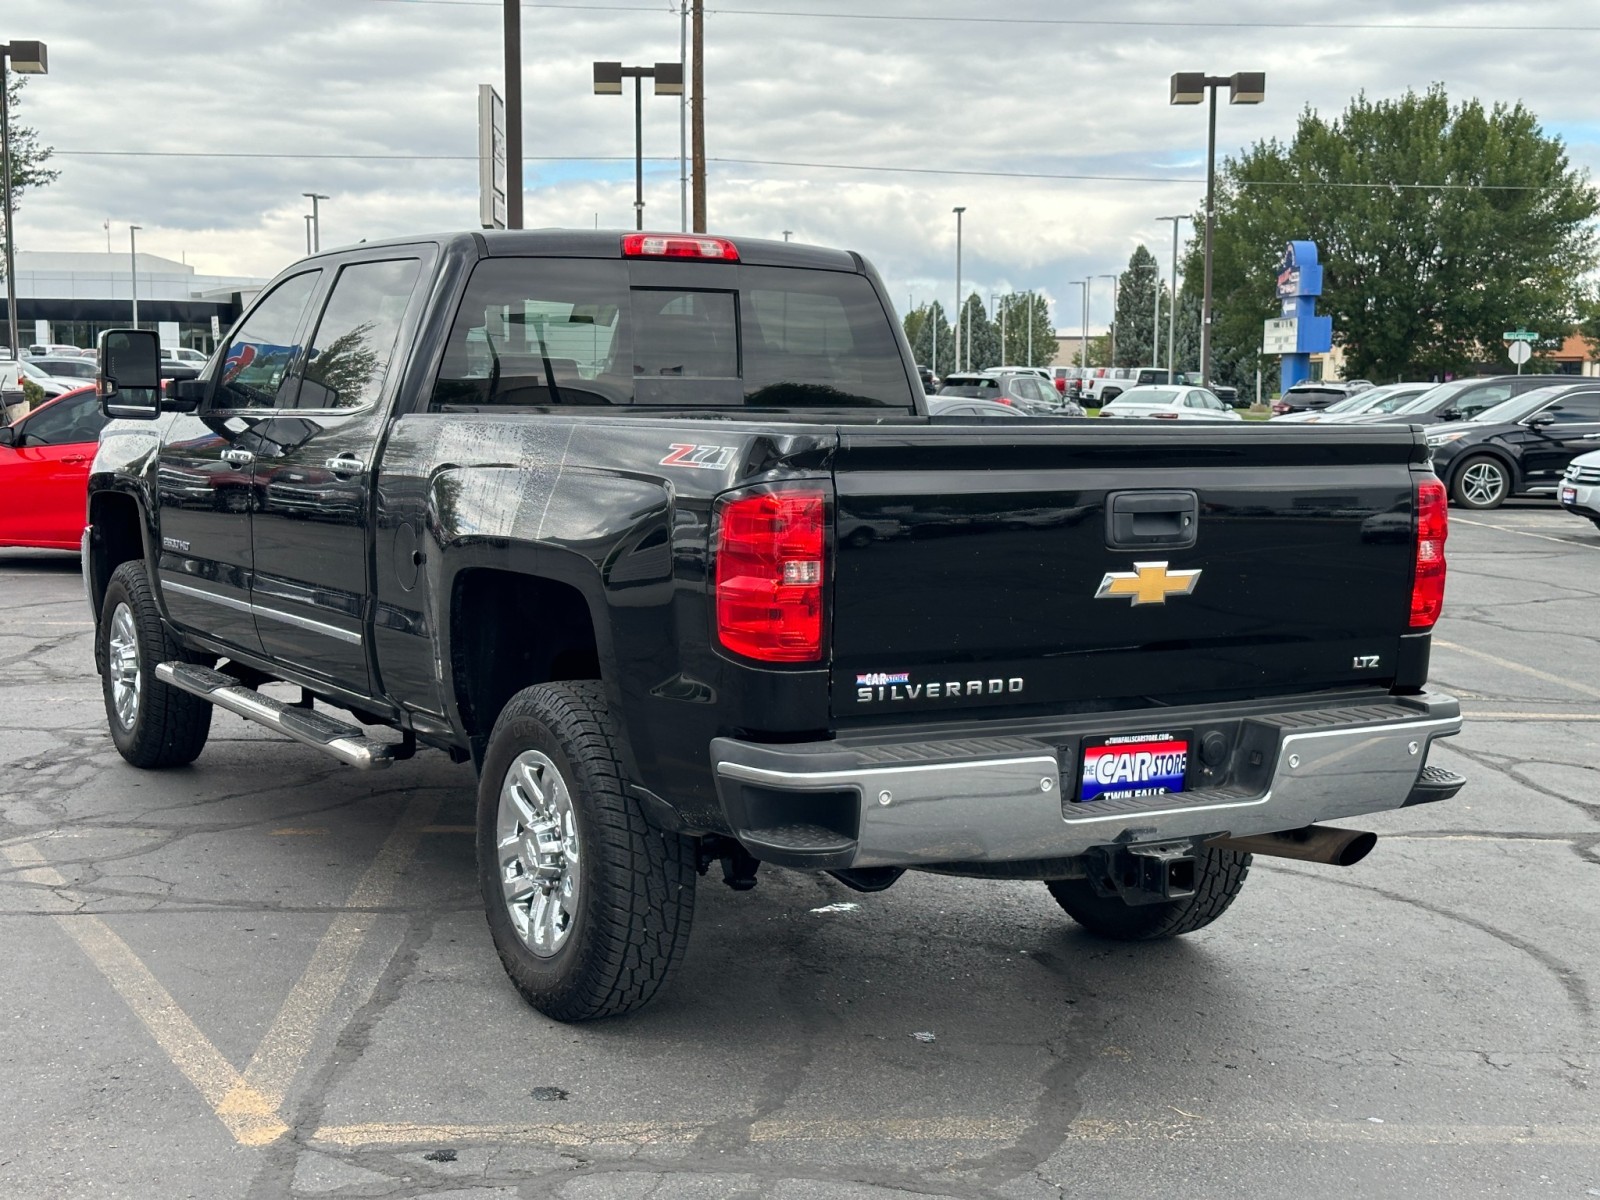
<box><xmin>830</xmin><ymin>424</ymin><xmax>1428</xmax><ymax>720</ymax></box>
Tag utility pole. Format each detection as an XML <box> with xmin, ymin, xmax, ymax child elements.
<box><xmin>952</xmin><ymin>206</ymin><xmax>965</xmax><ymax>371</ymax></box>
<box><xmin>302</xmin><ymin>193</ymin><xmax>328</xmax><ymax>252</ymax></box>
<box><xmin>504</xmin><ymin>0</ymin><xmax>523</xmax><ymax>228</ymax></box>
<box><xmin>304</xmin><ymin>214</ymin><xmax>313</xmax><ymax>255</ymax></box>
<box><xmin>1151</xmin><ymin>262</ymin><xmax>1161</xmax><ymax>373</ymax></box>
<box><xmin>1027</xmin><ymin>292</ymin><xmax>1034</xmax><ymax>366</ymax></box>
<box><xmin>679</xmin><ymin>0</ymin><xmax>688</xmax><ymax>231</ymax></box>
<box><xmin>690</xmin><ymin>0</ymin><xmax>705</xmax><ymax>232</ymax></box>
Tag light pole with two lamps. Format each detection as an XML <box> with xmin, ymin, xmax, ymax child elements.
<box><xmin>593</xmin><ymin>61</ymin><xmax>684</xmax><ymax>231</ymax></box>
<box><xmin>302</xmin><ymin>193</ymin><xmax>329</xmax><ymax>253</ymax></box>
<box><xmin>1169</xmin><ymin>71</ymin><xmax>1264</xmax><ymax>385</ymax></box>
<box><xmin>1</xmin><ymin>38</ymin><xmax>47</xmax><ymax>360</ymax></box>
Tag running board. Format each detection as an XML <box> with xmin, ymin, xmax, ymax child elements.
<box><xmin>154</xmin><ymin>662</ymin><xmax>396</xmax><ymax>770</ymax></box>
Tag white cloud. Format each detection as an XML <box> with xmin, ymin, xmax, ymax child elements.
<box><xmin>7</xmin><ymin>0</ymin><xmax>1599</xmax><ymax>335</ymax></box>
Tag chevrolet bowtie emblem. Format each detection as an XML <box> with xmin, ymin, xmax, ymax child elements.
<box><xmin>1095</xmin><ymin>561</ymin><xmax>1202</xmax><ymax>606</ymax></box>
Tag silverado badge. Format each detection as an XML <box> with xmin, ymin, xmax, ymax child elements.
<box><xmin>1095</xmin><ymin>561</ymin><xmax>1201</xmax><ymax>606</ymax></box>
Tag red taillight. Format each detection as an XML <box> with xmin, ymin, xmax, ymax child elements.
<box><xmin>1272</xmin><ymin>402</ymin><xmax>1290</xmax><ymax>415</ymax></box>
<box><xmin>714</xmin><ymin>489</ymin><xmax>826</xmax><ymax>662</ymax></box>
<box><xmin>995</xmin><ymin>396</ymin><xmax>1014</xmax><ymax>406</ymax></box>
<box><xmin>621</xmin><ymin>233</ymin><xmax>739</xmax><ymax>261</ymax></box>
<box><xmin>1411</xmin><ymin>476</ymin><xmax>1448</xmax><ymax>628</ymax></box>
<box><xmin>1152</xmin><ymin>411</ymin><xmax>1179</xmax><ymax>419</ymax></box>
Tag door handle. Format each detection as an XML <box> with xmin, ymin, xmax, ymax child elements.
<box><xmin>324</xmin><ymin>456</ymin><xmax>366</xmax><ymax>476</ymax></box>
<box><xmin>62</xmin><ymin>454</ymin><xmax>88</xmax><ymax>465</ymax></box>
<box><xmin>220</xmin><ymin>448</ymin><xmax>255</xmax><ymax>465</ymax></box>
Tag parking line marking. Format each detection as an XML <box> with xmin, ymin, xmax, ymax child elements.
<box><xmin>0</xmin><ymin>842</ymin><xmax>288</xmax><ymax>1147</ymax></box>
<box><xmin>1434</xmin><ymin>640</ymin><xmax>1600</xmax><ymax>701</ymax></box>
<box><xmin>229</xmin><ymin>793</ymin><xmax>439</xmax><ymax>1119</ymax></box>
<box><xmin>1454</xmin><ymin>517</ymin><xmax>1600</xmax><ymax>552</ymax></box>
<box><xmin>3</xmin><ymin>793</ymin><xmax>437</xmax><ymax>1148</ymax></box>
<box><xmin>308</xmin><ymin>1117</ymin><xmax>1600</xmax><ymax>1150</ymax></box>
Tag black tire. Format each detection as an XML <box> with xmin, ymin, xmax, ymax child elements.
<box><xmin>477</xmin><ymin>681</ymin><xmax>696</xmax><ymax>1021</ymax></box>
<box><xmin>1045</xmin><ymin>845</ymin><xmax>1251</xmax><ymax>941</ymax></box>
<box><xmin>99</xmin><ymin>561</ymin><xmax>212</xmax><ymax>768</ymax></box>
<box><xmin>1101</xmin><ymin>389</ymin><xmax>1121</xmax><ymax>403</ymax></box>
<box><xmin>1450</xmin><ymin>455</ymin><xmax>1512</xmax><ymax>510</ymax></box>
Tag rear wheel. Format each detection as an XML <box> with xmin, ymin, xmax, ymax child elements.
<box><xmin>99</xmin><ymin>561</ymin><xmax>212</xmax><ymax>768</ymax></box>
<box><xmin>1045</xmin><ymin>845</ymin><xmax>1251</xmax><ymax>940</ymax></box>
<box><xmin>1101</xmin><ymin>389</ymin><xmax>1121</xmax><ymax>403</ymax></box>
<box><xmin>477</xmin><ymin>681</ymin><xmax>697</xmax><ymax>1021</ymax></box>
<box><xmin>1451</xmin><ymin>455</ymin><xmax>1511</xmax><ymax>509</ymax></box>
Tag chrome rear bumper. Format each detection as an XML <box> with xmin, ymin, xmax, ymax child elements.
<box><xmin>710</xmin><ymin>693</ymin><xmax>1462</xmax><ymax>871</ymax></box>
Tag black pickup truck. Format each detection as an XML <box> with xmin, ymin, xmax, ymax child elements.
<box><xmin>84</xmin><ymin>230</ymin><xmax>1464</xmax><ymax>1021</ymax></box>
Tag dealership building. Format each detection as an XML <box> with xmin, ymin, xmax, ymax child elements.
<box><xmin>5</xmin><ymin>251</ymin><xmax>266</xmax><ymax>355</ymax></box>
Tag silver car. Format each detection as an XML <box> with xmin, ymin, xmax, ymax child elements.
<box><xmin>1097</xmin><ymin>385</ymin><xmax>1242</xmax><ymax>422</ymax></box>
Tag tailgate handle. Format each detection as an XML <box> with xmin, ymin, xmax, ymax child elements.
<box><xmin>1106</xmin><ymin>490</ymin><xmax>1198</xmax><ymax>550</ymax></box>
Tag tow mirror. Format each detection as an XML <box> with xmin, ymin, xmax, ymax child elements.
<box><xmin>98</xmin><ymin>329</ymin><xmax>163</xmax><ymax>420</ymax></box>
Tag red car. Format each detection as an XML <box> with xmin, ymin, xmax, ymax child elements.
<box><xmin>0</xmin><ymin>387</ymin><xmax>107</xmax><ymax>550</ymax></box>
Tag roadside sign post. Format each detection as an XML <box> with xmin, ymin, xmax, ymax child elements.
<box><xmin>1263</xmin><ymin>241</ymin><xmax>1332</xmax><ymax>391</ymax></box>
<box><xmin>1504</xmin><ymin>330</ymin><xmax>1536</xmax><ymax>375</ymax></box>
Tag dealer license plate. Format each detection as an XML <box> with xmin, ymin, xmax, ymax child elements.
<box><xmin>1561</xmin><ymin>486</ymin><xmax>1577</xmax><ymax>505</ymax></box>
<box><xmin>1078</xmin><ymin>732</ymin><xmax>1190</xmax><ymax>803</ymax></box>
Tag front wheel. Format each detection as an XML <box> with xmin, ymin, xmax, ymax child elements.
<box><xmin>1045</xmin><ymin>845</ymin><xmax>1251</xmax><ymax>940</ymax></box>
<box><xmin>477</xmin><ymin>681</ymin><xmax>696</xmax><ymax>1021</ymax></box>
<box><xmin>1451</xmin><ymin>455</ymin><xmax>1511</xmax><ymax>510</ymax></box>
<box><xmin>99</xmin><ymin>561</ymin><xmax>212</xmax><ymax>768</ymax></box>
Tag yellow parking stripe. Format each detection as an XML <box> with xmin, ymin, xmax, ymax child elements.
<box><xmin>309</xmin><ymin>1116</ymin><xmax>1600</xmax><ymax>1150</ymax></box>
<box><xmin>1</xmin><ymin>842</ymin><xmax>287</xmax><ymax>1146</ymax></box>
<box><xmin>3</xmin><ymin>791</ymin><xmax>438</xmax><ymax>1148</ymax></box>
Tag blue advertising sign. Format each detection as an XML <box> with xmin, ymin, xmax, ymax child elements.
<box><xmin>1265</xmin><ymin>241</ymin><xmax>1332</xmax><ymax>391</ymax></box>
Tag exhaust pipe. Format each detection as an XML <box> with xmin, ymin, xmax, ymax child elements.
<box><xmin>1209</xmin><ymin>825</ymin><xmax>1376</xmax><ymax>867</ymax></box>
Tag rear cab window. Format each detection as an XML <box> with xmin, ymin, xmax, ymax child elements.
<box><xmin>430</xmin><ymin>258</ymin><xmax>917</xmax><ymax>413</ymax></box>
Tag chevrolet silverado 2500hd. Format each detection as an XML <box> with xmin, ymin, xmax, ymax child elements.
<box><xmin>84</xmin><ymin>230</ymin><xmax>1464</xmax><ymax>1020</ymax></box>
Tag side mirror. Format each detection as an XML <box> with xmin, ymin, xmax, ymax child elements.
<box><xmin>166</xmin><ymin>378</ymin><xmax>207</xmax><ymax>412</ymax></box>
<box><xmin>98</xmin><ymin>329</ymin><xmax>163</xmax><ymax>420</ymax></box>
<box><xmin>0</xmin><ymin>424</ymin><xmax>15</xmax><ymax>447</ymax></box>
<box><xmin>1528</xmin><ymin>411</ymin><xmax>1557</xmax><ymax>429</ymax></box>
<box><xmin>1439</xmin><ymin>408</ymin><xmax>1462</xmax><ymax>421</ymax></box>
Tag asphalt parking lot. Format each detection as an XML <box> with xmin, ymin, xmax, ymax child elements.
<box><xmin>2</xmin><ymin>502</ymin><xmax>1597</xmax><ymax>1200</ymax></box>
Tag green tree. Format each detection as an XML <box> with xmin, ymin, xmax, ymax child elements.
<box><xmin>996</xmin><ymin>290</ymin><xmax>1057</xmax><ymax>367</ymax></box>
<box><xmin>903</xmin><ymin>301</ymin><xmax>956</xmax><ymax>374</ymax></box>
<box><xmin>956</xmin><ymin>291</ymin><xmax>997</xmax><ymax>371</ymax></box>
<box><xmin>1112</xmin><ymin>246</ymin><xmax>1165</xmax><ymax>367</ymax></box>
<box><xmin>1188</xmin><ymin>85</ymin><xmax>1599</xmax><ymax>383</ymax></box>
<box><xmin>1</xmin><ymin>74</ymin><xmax>60</xmax><ymax>251</ymax></box>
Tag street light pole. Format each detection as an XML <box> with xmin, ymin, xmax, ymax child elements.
<box><xmin>302</xmin><ymin>193</ymin><xmax>328</xmax><ymax>252</ymax></box>
<box><xmin>1099</xmin><ymin>273</ymin><xmax>1118</xmax><ymax>365</ymax></box>
<box><xmin>1150</xmin><ymin>262</ymin><xmax>1161</xmax><ymax>373</ymax></box>
<box><xmin>594</xmin><ymin>62</ymin><xmax>684</xmax><ymax>231</ymax></box>
<box><xmin>1157</xmin><ymin>213</ymin><xmax>1193</xmax><ymax>380</ymax></box>
<box><xmin>1</xmin><ymin>40</ymin><xmax>48</xmax><ymax>361</ymax></box>
<box><xmin>129</xmin><ymin>225</ymin><xmax>141</xmax><ymax>327</ymax></box>
<box><xmin>1070</xmin><ymin>280</ymin><xmax>1087</xmax><ymax>370</ymax></box>
<box><xmin>304</xmin><ymin>214</ymin><xmax>313</xmax><ymax>256</ymax></box>
<box><xmin>952</xmin><ymin>206</ymin><xmax>966</xmax><ymax>371</ymax></box>
<box><xmin>1170</xmin><ymin>71</ymin><xmax>1264</xmax><ymax>385</ymax></box>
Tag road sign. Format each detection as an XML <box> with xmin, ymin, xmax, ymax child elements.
<box><xmin>477</xmin><ymin>84</ymin><xmax>507</xmax><ymax>230</ymax></box>
<box><xmin>1503</xmin><ymin>329</ymin><xmax>1538</xmax><ymax>342</ymax></box>
<box><xmin>1508</xmin><ymin>340</ymin><xmax>1531</xmax><ymax>365</ymax></box>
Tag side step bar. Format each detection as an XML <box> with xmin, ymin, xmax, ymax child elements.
<box><xmin>155</xmin><ymin>661</ymin><xmax>396</xmax><ymax>770</ymax></box>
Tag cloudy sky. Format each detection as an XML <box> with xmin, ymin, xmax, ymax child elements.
<box><xmin>6</xmin><ymin>0</ymin><xmax>1598</xmax><ymax>335</ymax></box>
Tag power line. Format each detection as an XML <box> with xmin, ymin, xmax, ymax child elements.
<box><xmin>350</xmin><ymin>0</ymin><xmax>1584</xmax><ymax>33</ymax></box>
<box><xmin>49</xmin><ymin>149</ymin><xmax>1559</xmax><ymax>191</ymax></box>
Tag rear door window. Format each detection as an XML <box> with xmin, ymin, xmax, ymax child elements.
<box><xmin>295</xmin><ymin>258</ymin><xmax>422</xmax><ymax>410</ymax></box>
<box><xmin>430</xmin><ymin>258</ymin><xmax>915</xmax><ymax>411</ymax></box>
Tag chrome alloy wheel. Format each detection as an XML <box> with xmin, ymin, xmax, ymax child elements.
<box><xmin>1461</xmin><ymin>460</ymin><xmax>1508</xmax><ymax>507</ymax></box>
<box><xmin>496</xmin><ymin>750</ymin><xmax>581</xmax><ymax>957</ymax></box>
<box><xmin>107</xmin><ymin>602</ymin><xmax>141</xmax><ymax>731</ymax></box>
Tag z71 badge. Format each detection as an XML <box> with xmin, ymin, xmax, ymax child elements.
<box><xmin>659</xmin><ymin>444</ymin><xmax>736</xmax><ymax>470</ymax></box>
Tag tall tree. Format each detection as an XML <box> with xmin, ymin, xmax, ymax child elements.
<box><xmin>1</xmin><ymin>74</ymin><xmax>60</xmax><ymax>251</ymax></box>
<box><xmin>1111</xmin><ymin>245</ymin><xmax>1163</xmax><ymax>367</ymax></box>
<box><xmin>1187</xmin><ymin>86</ymin><xmax>1598</xmax><ymax>384</ymax></box>
<box><xmin>957</xmin><ymin>292</ymin><xmax>997</xmax><ymax>371</ymax></box>
<box><xmin>904</xmin><ymin>301</ymin><xmax>956</xmax><ymax>375</ymax></box>
<box><xmin>996</xmin><ymin>290</ymin><xmax>1057</xmax><ymax>367</ymax></box>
